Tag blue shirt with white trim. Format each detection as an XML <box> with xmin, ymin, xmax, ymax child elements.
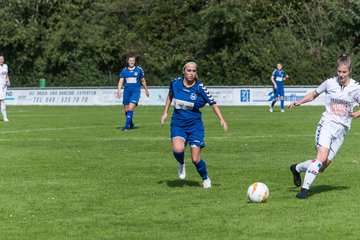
<box><xmin>272</xmin><ymin>69</ymin><xmax>287</xmax><ymax>86</ymax></box>
<box><xmin>119</xmin><ymin>66</ymin><xmax>144</xmax><ymax>88</ymax></box>
<box><xmin>169</xmin><ymin>77</ymin><xmax>216</xmax><ymax>127</ymax></box>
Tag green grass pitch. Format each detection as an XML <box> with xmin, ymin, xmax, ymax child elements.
<box><xmin>1</xmin><ymin>105</ymin><xmax>360</xmax><ymax>239</ymax></box>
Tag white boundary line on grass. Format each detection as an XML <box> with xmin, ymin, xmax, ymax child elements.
<box><xmin>0</xmin><ymin>134</ymin><xmax>315</xmax><ymax>142</ymax></box>
<box><xmin>1</xmin><ymin>133</ymin><xmax>359</xmax><ymax>142</ymax></box>
<box><xmin>0</xmin><ymin>126</ymin><xmax>100</xmax><ymax>134</ymax></box>
<box><xmin>0</xmin><ymin>122</ymin><xmax>163</xmax><ymax>135</ymax></box>
<box><xmin>1</xmin><ymin>125</ymin><xmax>359</xmax><ymax>141</ymax></box>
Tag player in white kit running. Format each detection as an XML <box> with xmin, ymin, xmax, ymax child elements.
<box><xmin>0</xmin><ymin>54</ymin><xmax>10</xmax><ymax>122</ymax></box>
<box><xmin>288</xmin><ymin>53</ymin><xmax>360</xmax><ymax>199</ymax></box>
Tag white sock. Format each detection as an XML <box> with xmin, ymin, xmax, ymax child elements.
<box><xmin>1</xmin><ymin>101</ymin><xmax>7</xmax><ymax>119</ymax></box>
<box><xmin>296</xmin><ymin>160</ymin><xmax>313</xmax><ymax>172</ymax></box>
<box><xmin>302</xmin><ymin>160</ymin><xmax>322</xmax><ymax>190</ymax></box>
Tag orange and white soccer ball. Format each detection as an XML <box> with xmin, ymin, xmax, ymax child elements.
<box><xmin>247</xmin><ymin>182</ymin><xmax>269</xmax><ymax>203</ymax></box>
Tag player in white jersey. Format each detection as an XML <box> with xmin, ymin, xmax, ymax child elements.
<box><xmin>288</xmin><ymin>53</ymin><xmax>360</xmax><ymax>199</ymax></box>
<box><xmin>0</xmin><ymin>54</ymin><xmax>10</xmax><ymax>122</ymax></box>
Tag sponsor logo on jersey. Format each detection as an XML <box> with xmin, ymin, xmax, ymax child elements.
<box><xmin>174</xmin><ymin>98</ymin><xmax>194</xmax><ymax>110</ymax></box>
<box><xmin>126</xmin><ymin>77</ymin><xmax>137</xmax><ymax>84</ymax></box>
<box><xmin>330</xmin><ymin>98</ymin><xmax>351</xmax><ymax>116</ymax></box>
<box><xmin>190</xmin><ymin>93</ymin><xmax>197</xmax><ymax>100</ymax></box>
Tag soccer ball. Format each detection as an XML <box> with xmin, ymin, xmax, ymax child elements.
<box><xmin>247</xmin><ymin>182</ymin><xmax>269</xmax><ymax>203</ymax></box>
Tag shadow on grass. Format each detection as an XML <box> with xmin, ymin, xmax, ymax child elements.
<box><xmin>289</xmin><ymin>185</ymin><xmax>349</xmax><ymax>198</ymax></box>
<box><xmin>310</xmin><ymin>185</ymin><xmax>349</xmax><ymax>195</ymax></box>
<box><xmin>158</xmin><ymin>179</ymin><xmax>201</xmax><ymax>188</ymax></box>
<box><xmin>116</xmin><ymin>126</ymin><xmax>139</xmax><ymax>130</ymax></box>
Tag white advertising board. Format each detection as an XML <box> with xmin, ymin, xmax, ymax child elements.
<box><xmin>236</xmin><ymin>87</ymin><xmax>324</xmax><ymax>106</ymax></box>
<box><xmin>5</xmin><ymin>87</ymin><xmax>324</xmax><ymax>106</ymax></box>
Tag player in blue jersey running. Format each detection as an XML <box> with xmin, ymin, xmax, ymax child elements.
<box><xmin>270</xmin><ymin>63</ymin><xmax>289</xmax><ymax>112</ymax></box>
<box><xmin>161</xmin><ymin>62</ymin><xmax>228</xmax><ymax>189</ymax></box>
<box><xmin>117</xmin><ymin>55</ymin><xmax>149</xmax><ymax>131</ymax></box>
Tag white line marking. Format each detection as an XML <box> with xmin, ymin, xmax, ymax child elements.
<box><xmin>1</xmin><ymin>124</ymin><xmax>359</xmax><ymax>142</ymax></box>
<box><xmin>0</xmin><ymin>126</ymin><xmax>100</xmax><ymax>134</ymax></box>
<box><xmin>0</xmin><ymin>134</ymin><xmax>314</xmax><ymax>142</ymax></box>
<box><xmin>0</xmin><ymin>122</ymin><xmax>163</xmax><ymax>135</ymax></box>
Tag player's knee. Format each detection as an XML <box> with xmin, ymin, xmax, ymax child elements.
<box><xmin>173</xmin><ymin>144</ymin><xmax>184</xmax><ymax>152</ymax></box>
<box><xmin>172</xmin><ymin>140</ymin><xmax>185</xmax><ymax>152</ymax></box>
<box><xmin>191</xmin><ymin>157</ymin><xmax>201</xmax><ymax>164</ymax></box>
<box><xmin>319</xmin><ymin>161</ymin><xmax>330</xmax><ymax>172</ymax></box>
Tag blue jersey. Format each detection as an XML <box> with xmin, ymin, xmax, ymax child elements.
<box><xmin>119</xmin><ymin>66</ymin><xmax>144</xmax><ymax>88</ymax></box>
<box><xmin>170</xmin><ymin>77</ymin><xmax>216</xmax><ymax>127</ymax></box>
<box><xmin>272</xmin><ymin>69</ymin><xmax>287</xmax><ymax>86</ymax></box>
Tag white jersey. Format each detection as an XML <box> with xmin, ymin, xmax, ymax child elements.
<box><xmin>0</xmin><ymin>64</ymin><xmax>9</xmax><ymax>84</ymax></box>
<box><xmin>316</xmin><ymin>77</ymin><xmax>360</xmax><ymax>129</ymax></box>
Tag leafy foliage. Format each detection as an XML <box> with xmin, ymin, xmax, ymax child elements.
<box><xmin>0</xmin><ymin>0</ymin><xmax>358</xmax><ymax>86</ymax></box>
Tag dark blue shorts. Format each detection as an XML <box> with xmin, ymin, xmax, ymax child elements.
<box><xmin>123</xmin><ymin>87</ymin><xmax>140</xmax><ymax>105</ymax></box>
<box><xmin>171</xmin><ymin>122</ymin><xmax>205</xmax><ymax>148</ymax></box>
<box><xmin>273</xmin><ymin>85</ymin><xmax>284</xmax><ymax>97</ymax></box>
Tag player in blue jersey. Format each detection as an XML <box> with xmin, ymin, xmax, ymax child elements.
<box><xmin>270</xmin><ymin>63</ymin><xmax>289</xmax><ymax>112</ymax></box>
<box><xmin>161</xmin><ymin>62</ymin><xmax>228</xmax><ymax>189</ymax></box>
<box><xmin>117</xmin><ymin>55</ymin><xmax>149</xmax><ymax>131</ymax></box>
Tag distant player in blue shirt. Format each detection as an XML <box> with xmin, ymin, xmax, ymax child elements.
<box><xmin>117</xmin><ymin>55</ymin><xmax>149</xmax><ymax>131</ymax></box>
<box><xmin>270</xmin><ymin>63</ymin><xmax>289</xmax><ymax>112</ymax></box>
<box><xmin>161</xmin><ymin>62</ymin><xmax>228</xmax><ymax>188</ymax></box>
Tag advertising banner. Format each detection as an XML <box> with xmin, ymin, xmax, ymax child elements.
<box><xmin>5</xmin><ymin>87</ymin><xmax>324</xmax><ymax>106</ymax></box>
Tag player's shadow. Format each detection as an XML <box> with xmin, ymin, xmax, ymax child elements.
<box><xmin>310</xmin><ymin>185</ymin><xmax>349</xmax><ymax>195</ymax></box>
<box><xmin>116</xmin><ymin>126</ymin><xmax>139</xmax><ymax>130</ymax></box>
<box><xmin>158</xmin><ymin>179</ymin><xmax>201</xmax><ymax>188</ymax></box>
<box><xmin>289</xmin><ymin>185</ymin><xmax>349</xmax><ymax>198</ymax></box>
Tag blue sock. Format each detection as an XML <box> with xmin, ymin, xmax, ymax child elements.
<box><xmin>173</xmin><ymin>151</ymin><xmax>184</xmax><ymax>165</ymax></box>
<box><xmin>194</xmin><ymin>159</ymin><xmax>208</xmax><ymax>180</ymax></box>
<box><xmin>280</xmin><ymin>100</ymin><xmax>284</xmax><ymax>110</ymax></box>
<box><xmin>125</xmin><ymin>111</ymin><xmax>133</xmax><ymax>129</ymax></box>
<box><xmin>124</xmin><ymin>111</ymin><xmax>127</xmax><ymax>126</ymax></box>
<box><xmin>271</xmin><ymin>101</ymin><xmax>275</xmax><ymax>107</ymax></box>
<box><xmin>125</xmin><ymin>111</ymin><xmax>134</xmax><ymax>128</ymax></box>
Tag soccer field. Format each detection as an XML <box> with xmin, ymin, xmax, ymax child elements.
<box><xmin>1</xmin><ymin>105</ymin><xmax>360</xmax><ymax>239</ymax></box>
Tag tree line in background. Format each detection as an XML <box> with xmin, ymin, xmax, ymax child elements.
<box><xmin>0</xmin><ymin>0</ymin><xmax>359</xmax><ymax>87</ymax></box>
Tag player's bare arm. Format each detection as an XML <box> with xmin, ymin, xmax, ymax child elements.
<box><xmin>350</xmin><ymin>109</ymin><xmax>360</xmax><ymax>119</ymax></box>
<box><xmin>288</xmin><ymin>91</ymin><xmax>319</xmax><ymax>108</ymax></box>
<box><xmin>271</xmin><ymin>75</ymin><xmax>277</xmax><ymax>89</ymax></box>
<box><xmin>161</xmin><ymin>93</ymin><xmax>173</xmax><ymax>126</ymax></box>
<box><xmin>211</xmin><ymin>104</ymin><xmax>228</xmax><ymax>131</ymax></box>
<box><xmin>141</xmin><ymin>77</ymin><xmax>150</xmax><ymax>97</ymax></box>
<box><xmin>117</xmin><ymin>78</ymin><xmax>124</xmax><ymax>98</ymax></box>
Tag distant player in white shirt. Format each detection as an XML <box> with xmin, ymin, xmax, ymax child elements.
<box><xmin>288</xmin><ymin>53</ymin><xmax>360</xmax><ymax>199</ymax></box>
<box><xmin>0</xmin><ymin>54</ymin><xmax>10</xmax><ymax>122</ymax></box>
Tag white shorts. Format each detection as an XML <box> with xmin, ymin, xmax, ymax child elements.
<box><xmin>315</xmin><ymin>118</ymin><xmax>348</xmax><ymax>161</ymax></box>
<box><xmin>0</xmin><ymin>83</ymin><xmax>7</xmax><ymax>100</ymax></box>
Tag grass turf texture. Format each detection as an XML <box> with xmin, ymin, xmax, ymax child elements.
<box><xmin>1</xmin><ymin>105</ymin><xmax>360</xmax><ymax>239</ymax></box>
